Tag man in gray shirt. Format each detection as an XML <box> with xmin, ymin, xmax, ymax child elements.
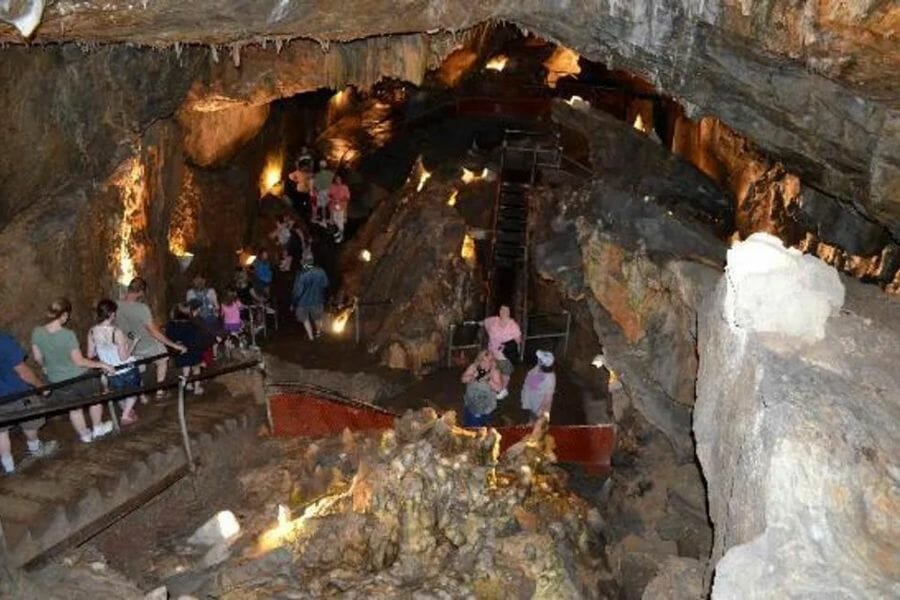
<box><xmin>117</xmin><ymin>277</ymin><xmax>185</xmax><ymax>399</ymax></box>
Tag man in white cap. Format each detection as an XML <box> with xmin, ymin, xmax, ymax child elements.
<box><xmin>520</xmin><ymin>349</ymin><xmax>557</xmax><ymax>423</ymax></box>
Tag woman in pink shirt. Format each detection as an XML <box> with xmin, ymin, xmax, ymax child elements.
<box><xmin>328</xmin><ymin>174</ymin><xmax>351</xmax><ymax>243</ymax></box>
<box><xmin>482</xmin><ymin>305</ymin><xmax>522</xmax><ymax>400</ymax></box>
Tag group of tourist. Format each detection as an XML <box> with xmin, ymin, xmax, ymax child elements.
<box><xmin>285</xmin><ymin>147</ymin><xmax>352</xmax><ymax>243</ymax></box>
<box><xmin>0</xmin><ymin>253</ymin><xmax>286</xmax><ymax>475</ymax></box>
<box><xmin>460</xmin><ymin>305</ymin><xmax>557</xmax><ymax>427</ymax></box>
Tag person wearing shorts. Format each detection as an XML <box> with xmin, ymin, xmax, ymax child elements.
<box><xmin>0</xmin><ymin>331</ymin><xmax>57</xmax><ymax>474</ymax></box>
<box><xmin>291</xmin><ymin>257</ymin><xmax>329</xmax><ymax>341</ymax></box>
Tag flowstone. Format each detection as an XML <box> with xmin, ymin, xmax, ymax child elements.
<box><xmin>185</xmin><ymin>410</ymin><xmax>605</xmax><ymax>598</ymax></box>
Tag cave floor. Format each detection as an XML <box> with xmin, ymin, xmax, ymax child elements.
<box><xmin>263</xmin><ymin>308</ymin><xmax>589</xmax><ymax>427</ymax></box>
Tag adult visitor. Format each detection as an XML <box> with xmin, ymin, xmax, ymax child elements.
<box><xmin>460</xmin><ymin>350</ymin><xmax>503</xmax><ymax>427</ymax></box>
<box><xmin>186</xmin><ymin>275</ymin><xmax>219</xmax><ymax>330</ymax></box>
<box><xmin>312</xmin><ymin>160</ymin><xmax>335</xmax><ymax>224</ymax></box>
<box><xmin>291</xmin><ymin>257</ymin><xmax>329</xmax><ymax>341</ymax></box>
<box><xmin>328</xmin><ymin>174</ymin><xmax>351</xmax><ymax>243</ymax></box>
<box><xmin>0</xmin><ymin>330</ymin><xmax>58</xmax><ymax>474</ymax></box>
<box><xmin>31</xmin><ymin>298</ymin><xmax>116</xmax><ymax>443</ymax></box>
<box><xmin>520</xmin><ymin>350</ymin><xmax>557</xmax><ymax>423</ymax></box>
<box><xmin>287</xmin><ymin>161</ymin><xmax>312</xmax><ymax>216</ymax></box>
<box><xmin>88</xmin><ymin>299</ymin><xmax>141</xmax><ymax>426</ymax></box>
<box><xmin>482</xmin><ymin>305</ymin><xmax>522</xmax><ymax>400</ymax></box>
<box><xmin>116</xmin><ymin>277</ymin><xmax>186</xmax><ymax>401</ymax></box>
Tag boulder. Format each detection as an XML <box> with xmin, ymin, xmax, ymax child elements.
<box><xmin>724</xmin><ymin>232</ymin><xmax>845</xmax><ymax>344</ymax></box>
<box><xmin>641</xmin><ymin>556</ymin><xmax>705</xmax><ymax>600</ymax></box>
<box><xmin>695</xmin><ymin>259</ymin><xmax>900</xmax><ymax>598</ymax></box>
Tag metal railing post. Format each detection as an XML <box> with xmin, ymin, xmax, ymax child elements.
<box><xmin>176</xmin><ymin>376</ymin><xmax>194</xmax><ymax>472</ymax></box>
<box><xmin>447</xmin><ymin>324</ymin><xmax>456</xmax><ymax>368</ymax></box>
<box><xmin>563</xmin><ymin>310</ymin><xmax>572</xmax><ymax>357</ymax></box>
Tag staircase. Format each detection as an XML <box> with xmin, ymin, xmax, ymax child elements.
<box><xmin>487</xmin><ymin>129</ymin><xmax>561</xmax><ymax>350</ymax></box>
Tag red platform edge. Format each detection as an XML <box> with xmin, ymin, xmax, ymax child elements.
<box><xmin>268</xmin><ymin>392</ymin><xmax>615</xmax><ymax>475</ymax></box>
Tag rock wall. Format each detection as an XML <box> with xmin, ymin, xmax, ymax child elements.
<box><xmin>342</xmin><ymin>177</ymin><xmax>478</xmax><ymax>374</ymax></box>
<box><xmin>3</xmin><ymin>1</ymin><xmax>896</xmax><ymax>239</ymax></box>
<box><xmin>695</xmin><ymin>237</ymin><xmax>900</xmax><ymax>598</ymax></box>
<box><xmin>534</xmin><ymin>102</ymin><xmax>728</xmax><ymax>456</ymax></box>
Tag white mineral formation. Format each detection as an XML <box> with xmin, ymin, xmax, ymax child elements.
<box><xmin>724</xmin><ymin>232</ymin><xmax>844</xmax><ymax>343</ymax></box>
<box><xmin>187</xmin><ymin>510</ymin><xmax>241</xmax><ymax>547</ymax></box>
<box><xmin>0</xmin><ymin>0</ymin><xmax>44</xmax><ymax>37</ymax></box>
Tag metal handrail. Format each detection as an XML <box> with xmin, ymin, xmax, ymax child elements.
<box><xmin>0</xmin><ymin>351</ymin><xmax>172</xmax><ymax>406</ymax></box>
<box><xmin>0</xmin><ymin>357</ymin><xmax>262</xmax><ymax>428</ymax></box>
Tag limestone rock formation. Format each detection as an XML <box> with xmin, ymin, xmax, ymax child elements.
<box><xmin>185</xmin><ymin>410</ymin><xmax>604</xmax><ymax>598</ymax></box>
<box><xmin>2</xmin><ymin>1</ymin><xmax>895</xmax><ymax>239</ymax></box>
<box><xmin>695</xmin><ymin>257</ymin><xmax>900</xmax><ymax>598</ymax></box>
<box><xmin>342</xmin><ymin>177</ymin><xmax>478</xmax><ymax>374</ymax></box>
<box><xmin>534</xmin><ymin>102</ymin><xmax>727</xmax><ymax>455</ymax></box>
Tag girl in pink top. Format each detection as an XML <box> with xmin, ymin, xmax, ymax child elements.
<box><xmin>328</xmin><ymin>174</ymin><xmax>351</xmax><ymax>243</ymax></box>
<box><xmin>482</xmin><ymin>305</ymin><xmax>522</xmax><ymax>399</ymax></box>
<box><xmin>220</xmin><ymin>290</ymin><xmax>244</xmax><ymax>333</ymax></box>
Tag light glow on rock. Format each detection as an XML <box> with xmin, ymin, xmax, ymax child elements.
<box><xmin>484</xmin><ymin>55</ymin><xmax>508</xmax><ymax>72</ymax></box>
<box><xmin>544</xmin><ymin>46</ymin><xmax>581</xmax><ymax>88</ymax></box>
<box><xmin>447</xmin><ymin>189</ymin><xmax>458</xmax><ymax>207</ymax></box>
<box><xmin>259</xmin><ymin>151</ymin><xmax>283</xmax><ymax>197</ymax></box>
<box><xmin>461</xmin><ymin>167</ymin><xmax>490</xmax><ymax>184</ymax></box>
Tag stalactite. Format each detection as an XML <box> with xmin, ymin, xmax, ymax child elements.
<box><xmin>210</xmin><ymin>44</ymin><xmax>219</xmax><ymax>63</ymax></box>
<box><xmin>231</xmin><ymin>43</ymin><xmax>241</xmax><ymax>68</ymax></box>
<box><xmin>275</xmin><ymin>39</ymin><xmax>283</xmax><ymax>54</ymax></box>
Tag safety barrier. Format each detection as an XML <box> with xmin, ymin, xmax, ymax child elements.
<box><xmin>446</xmin><ymin>320</ymin><xmax>484</xmax><ymax>368</ymax></box>
<box><xmin>0</xmin><ymin>353</ymin><xmax>265</xmax><ymax>472</ymax></box>
<box><xmin>523</xmin><ymin>310</ymin><xmax>572</xmax><ymax>358</ymax></box>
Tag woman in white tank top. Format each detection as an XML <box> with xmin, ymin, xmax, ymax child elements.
<box><xmin>88</xmin><ymin>299</ymin><xmax>141</xmax><ymax>426</ymax></box>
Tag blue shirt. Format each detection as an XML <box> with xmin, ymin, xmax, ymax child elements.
<box><xmin>292</xmin><ymin>266</ymin><xmax>329</xmax><ymax>308</ymax></box>
<box><xmin>0</xmin><ymin>332</ymin><xmax>30</xmax><ymax>402</ymax></box>
<box><xmin>254</xmin><ymin>260</ymin><xmax>273</xmax><ymax>285</ymax></box>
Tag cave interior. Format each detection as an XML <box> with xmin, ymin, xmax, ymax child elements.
<box><xmin>0</xmin><ymin>2</ymin><xmax>898</xmax><ymax>599</ymax></box>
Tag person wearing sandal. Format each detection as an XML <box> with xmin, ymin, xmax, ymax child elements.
<box><xmin>88</xmin><ymin>299</ymin><xmax>140</xmax><ymax>426</ymax></box>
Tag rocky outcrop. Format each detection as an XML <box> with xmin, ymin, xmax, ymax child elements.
<box><xmin>342</xmin><ymin>177</ymin><xmax>478</xmax><ymax>374</ymax></box>
<box><xmin>179</xmin><ymin>103</ymin><xmax>270</xmax><ymax>167</ymax></box>
<box><xmin>695</xmin><ymin>237</ymin><xmax>900</xmax><ymax>598</ymax></box>
<box><xmin>534</xmin><ymin>102</ymin><xmax>726</xmax><ymax>455</ymax></box>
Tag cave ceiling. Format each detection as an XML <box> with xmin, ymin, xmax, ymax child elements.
<box><xmin>1</xmin><ymin>0</ymin><xmax>899</xmax><ymax>235</ymax></box>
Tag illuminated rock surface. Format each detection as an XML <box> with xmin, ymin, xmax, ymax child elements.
<box><xmin>696</xmin><ymin>263</ymin><xmax>900</xmax><ymax>598</ymax></box>
<box><xmin>167</xmin><ymin>410</ymin><xmax>604</xmax><ymax>598</ymax></box>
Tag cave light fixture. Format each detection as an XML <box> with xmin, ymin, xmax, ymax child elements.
<box><xmin>331</xmin><ymin>307</ymin><xmax>353</xmax><ymax>334</ymax></box>
<box><xmin>414</xmin><ymin>156</ymin><xmax>432</xmax><ymax>192</ymax></box>
<box><xmin>259</xmin><ymin>151</ymin><xmax>284</xmax><ymax>197</ymax></box>
<box><xmin>236</xmin><ymin>248</ymin><xmax>257</xmax><ymax>267</ymax></box>
<box><xmin>461</xmin><ymin>233</ymin><xmax>477</xmax><ymax>265</ymax></box>
<box><xmin>633</xmin><ymin>114</ymin><xmax>650</xmax><ymax>134</ymax></box>
<box><xmin>484</xmin><ymin>55</ymin><xmax>509</xmax><ymax>72</ymax></box>
<box><xmin>461</xmin><ymin>167</ymin><xmax>490</xmax><ymax>184</ymax></box>
<box><xmin>447</xmin><ymin>189</ymin><xmax>459</xmax><ymax>207</ymax></box>
<box><xmin>360</xmin><ymin>249</ymin><xmax>372</xmax><ymax>263</ymax></box>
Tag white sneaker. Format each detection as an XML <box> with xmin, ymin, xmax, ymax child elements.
<box><xmin>92</xmin><ymin>421</ymin><xmax>114</xmax><ymax>439</ymax></box>
<box><xmin>496</xmin><ymin>388</ymin><xmax>509</xmax><ymax>400</ymax></box>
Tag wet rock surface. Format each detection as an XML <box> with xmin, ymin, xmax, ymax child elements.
<box><xmin>695</xmin><ymin>260</ymin><xmax>900</xmax><ymax>597</ymax></box>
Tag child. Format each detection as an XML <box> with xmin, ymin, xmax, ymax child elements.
<box><xmin>220</xmin><ymin>289</ymin><xmax>244</xmax><ymax>335</ymax></box>
<box><xmin>165</xmin><ymin>302</ymin><xmax>207</xmax><ymax>395</ymax></box>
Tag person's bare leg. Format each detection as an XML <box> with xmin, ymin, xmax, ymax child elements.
<box><xmin>69</xmin><ymin>409</ymin><xmax>91</xmax><ymax>439</ymax></box>
<box><xmin>88</xmin><ymin>403</ymin><xmax>104</xmax><ymax>428</ymax></box>
<box><xmin>0</xmin><ymin>431</ymin><xmax>13</xmax><ymax>473</ymax></box>
<box><xmin>193</xmin><ymin>366</ymin><xmax>204</xmax><ymax>394</ymax></box>
<box><xmin>302</xmin><ymin>318</ymin><xmax>314</xmax><ymax>341</ymax></box>
<box><xmin>155</xmin><ymin>358</ymin><xmax>167</xmax><ymax>384</ymax></box>
<box><xmin>119</xmin><ymin>396</ymin><xmax>137</xmax><ymax>420</ymax></box>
